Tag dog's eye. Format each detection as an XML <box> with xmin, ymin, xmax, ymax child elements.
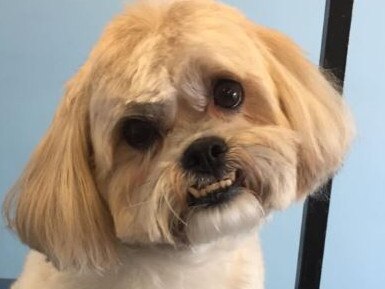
<box><xmin>213</xmin><ymin>79</ymin><xmax>244</xmax><ymax>109</ymax></box>
<box><xmin>121</xmin><ymin>118</ymin><xmax>160</xmax><ymax>150</ymax></box>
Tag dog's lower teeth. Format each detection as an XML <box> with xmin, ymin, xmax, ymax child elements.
<box><xmin>220</xmin><ymin>179</ymin><xmax>231</xmax><ymax>188</ymax></box>
<box><xmin>188</xmin><ymin>187</ymin><xmax>200</xmax><ymax>198</ymax></box>
<box><xmin>189</xmin><ymin>171</ymin><xmax>237</xmax><ymax>198</ymax></box>
<box><xmin>206</xmin><ymin>182</ymin><xmax>220</xmax><ymax>193</ymax></box>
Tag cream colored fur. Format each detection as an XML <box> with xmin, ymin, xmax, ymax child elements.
<box><xmin>3</xmin><ymin>0</ymin><xmax>354</xmax><ymax>288</ymax></box>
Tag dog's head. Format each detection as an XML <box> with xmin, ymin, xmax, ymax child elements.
<box><xmin>3</xmin><ymin>0</ymin><xmax>354</xmax><ymax>271</ymax></box>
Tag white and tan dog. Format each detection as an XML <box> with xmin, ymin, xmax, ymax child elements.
<box><xmin>3</xmin><ymin>1</ymin><xmax>354</xmax><ymax>288</ymax></box>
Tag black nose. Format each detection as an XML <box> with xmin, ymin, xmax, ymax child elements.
<box><xmin>182</xmin><ymin>136</ymin><xmax>228</xmax><ymax>177</ymax></box>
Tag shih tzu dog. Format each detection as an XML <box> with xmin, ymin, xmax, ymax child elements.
<box><xmin>3</xmin><ymin>0</ymin><xmax>354</xmax><ymax>288</ymax></box>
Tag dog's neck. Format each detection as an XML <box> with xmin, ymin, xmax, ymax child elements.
<box><xmin>106</xmin><ymin>233</ymin><xmax>264</xmax><ymax>289</ymax></box>
<box><xmin>20</xmin><ymin>233</ymin><xmax>264</xmax><ymax>289</ymax></box>
<box><xmin>22</xmin><ymin>232</ymin><xmax>263</xmax><ymax>289</ymax></box>
<box><xmin>120</xmin><ymin>232</ymin><xmax>255</xmax><ymax>265</ymax></box>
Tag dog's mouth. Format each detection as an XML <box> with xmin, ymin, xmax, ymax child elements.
<box><xmin>187</xmin><ymin>170</ymin><xmax>244</xmax><ymax>207</ymax></box>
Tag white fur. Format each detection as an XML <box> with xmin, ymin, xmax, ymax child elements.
<box><xmin>12</xmin><ymin>236</ymin><xmax>264</xmax><ymax>289</ymax></box>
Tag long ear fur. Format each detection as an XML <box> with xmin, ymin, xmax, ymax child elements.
<box><xmin>253</xmin><ymin>26</ymin><xmax>354</xmax><ymax>197</ymax></box>
<box><xmin>3</xmin><ymin>66</ymin><xmax>118</xmax><ymax>271</ymax></box>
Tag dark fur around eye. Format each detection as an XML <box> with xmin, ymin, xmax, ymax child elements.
<box><xmin>213</xmin><ymin>79</ymin><xmax>244</xmax><ymax>109</ymax></box>
<box><xmin>121</xmin><ymin>118</ymin><xmax>160</xmax><ymax>150</ymax></box>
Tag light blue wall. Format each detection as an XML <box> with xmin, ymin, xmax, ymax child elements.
<box><xmin>1</xmin><ymin>1</ymin><xmax>384</xmax><ymax>288</ymax></box>
<box><xmin>321</xmin><ymin>0</ymin><xmax>385</xmax><ymax>288</ymax></box>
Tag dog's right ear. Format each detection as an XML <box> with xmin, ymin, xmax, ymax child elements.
<box><xmin>3</xmin><ymin>65</ymin><xmax>118</xmax><ymax>272</ymax></box>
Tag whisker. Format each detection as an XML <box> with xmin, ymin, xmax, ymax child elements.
<box><xmin>164</xmin><ymin>195</ymin><xmax>186</xmax><ymax>226</ymax></box>
<box><xmin>255</xmin><ymin>199</ymin><xmax>266</xmax><ymax>217</ymax></box>
<box><xmin>127</xmin><ymin>199</ymin><xmax>153</xmax><ymax>208</ymax></box>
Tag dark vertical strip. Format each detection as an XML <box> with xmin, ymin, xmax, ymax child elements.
<box><xmin>295</xmin><ymin>1</ymin><xmax>354</xmax><ymax>289</ymax></box>
<box><xmin>0</xmin><ymin>279</ymin><xmax>14</xmax><ymax>289</ymax></box>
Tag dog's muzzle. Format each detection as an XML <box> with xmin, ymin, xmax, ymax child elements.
<box><xmin>182</xmin><ymin>136</ymin><xmax>242</xmax><ymax>207</ymax></box>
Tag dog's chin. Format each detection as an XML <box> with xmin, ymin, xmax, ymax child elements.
<box><xmin>185</xmin><ymin>191</ymin><xmax>264</xmax><ymax>245</ymax></box>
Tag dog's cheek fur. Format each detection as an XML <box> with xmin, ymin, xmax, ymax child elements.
<box><xmin>105</xmin><ymin>154</ymin><xmax>188</xmax><ymax>245</ymax></box>
<box><xmin>227</xmin><ymin>126</ymin><xmax>299</xmax><ymax>211</ymax></box>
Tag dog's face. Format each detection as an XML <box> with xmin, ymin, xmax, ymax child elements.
<box><xmin>4</xmin><ymin>0</ymin><xmax>354</xmax><ymax>271</ymax></box>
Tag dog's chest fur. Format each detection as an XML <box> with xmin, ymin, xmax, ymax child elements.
<box><xmin>12</xmin><ymin>237</ymin><xmax>264</xmax><ymax>289</ymax></box>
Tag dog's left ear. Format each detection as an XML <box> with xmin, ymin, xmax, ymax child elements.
<box><xmin>252</xmin><ymin>26</ymin><xmax>355</xmax><ymax>198</ymax></box>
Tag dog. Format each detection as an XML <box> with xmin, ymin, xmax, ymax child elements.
<box><xmin>3</xmin><ymin>0</ymin><xmax>354</xmax><ymax>288</ymax></box>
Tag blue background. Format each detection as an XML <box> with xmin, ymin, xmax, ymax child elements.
<box><xmin>1</xmin><ymin>1</ymin><xmax>384</xmax><ymax>288</ymax></box>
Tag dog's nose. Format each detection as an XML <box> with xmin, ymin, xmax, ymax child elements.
<box><xmin>182</xmin><ymin>136</ymin><xmax>228</xmax><ymax>176</ymax></box>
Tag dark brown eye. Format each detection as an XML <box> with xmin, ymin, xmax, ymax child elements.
<box><xmin>122</xmin><ymin>118</ymin><xmax>160</xmax><ymax>150</ymax></box>
<box><xmin>213</xmin><ymin>79</ymin><xmax>244</xmax><ymax>109</ymax></box>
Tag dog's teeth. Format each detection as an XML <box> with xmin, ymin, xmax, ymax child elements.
<box><xmin>199</xmin><ymin>188</ymin><xmax>207</xmax><ymax>197</ymax></box>
<box><xmin>219</xmin><ymin>179</ymin><xmax>233</xmax><ymax>188</ymax></box>
<box><xmin>188</xmin><ymin>187</ymin><xmax>200</xmax><ymax>198</ymax></box>
<box><xmin>207</xmin><ymin>182</ymin><xmax>221</xmax><ymax>193</ymax></box>
<box><xmin>220</xmin><ymin>180</ymin><xmax>228</xmax><ymax>188</ymax></box>
<box><xmin>189</xmin><ymin>171</ymin><xmax>238</xmax><ymax>198</ymax></box>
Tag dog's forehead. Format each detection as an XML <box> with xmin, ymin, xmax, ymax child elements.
<box><xmin>91</xmin><ymin>0</ymin><xmax>265</xmax><ymax>119</ymax></box>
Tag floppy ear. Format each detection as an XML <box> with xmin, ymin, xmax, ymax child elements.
<box><xmin>3</xmin><ymin>66</ymin><xmax>118</xmax><ymax>271</ymax></box>
<box><xmin>253</xmin><ymin>26</ymin><xmax>354</xmax><ymax>198</ymax></box>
